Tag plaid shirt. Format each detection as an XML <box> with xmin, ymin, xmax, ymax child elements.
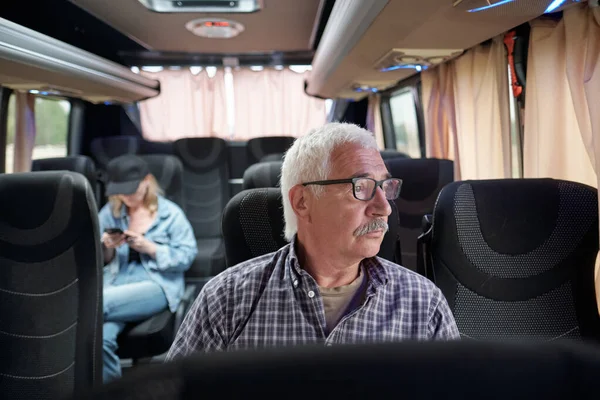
<box><xmin>166</xmin><ymin>237</ymin><xmax>459</xmax><ymax>361</ymax></box>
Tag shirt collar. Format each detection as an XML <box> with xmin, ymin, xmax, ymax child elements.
<box><xmin>118</xmin><ymin>195</ymin><xmax>169</xmax><ymax>219</ymax></box>
<box><xmin>287</xmin><ymin>234</ymin><xmax>389</xmax><ymax>290</ymax></box>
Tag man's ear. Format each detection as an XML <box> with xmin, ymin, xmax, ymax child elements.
<box><xmin>289</xmin><ymin>184</ymin><xmax>310</xmax><ymax>220</ymax></box>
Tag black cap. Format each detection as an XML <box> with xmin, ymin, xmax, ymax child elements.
<box><xmin>105</xmin><ymin>155</ymin><xmax>150</xmax><ymax>196</ymax></box>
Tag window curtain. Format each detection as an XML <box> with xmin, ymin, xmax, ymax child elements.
<box><xmin>523</xmin><ymin>6</ymin><xmax>597</xmax><ymax>189</ymax></box>
<box><xmin>421</xmin><ymin>62</ymin><xmax>461</xmax><ymax>179</ymax></box>
<box><xmin>422</xmin><ymin>35</ymin><xmax>512</xmax><ymax>181</ymax></box>
<box><xmin>366</xmin><ymin>93</ymin><xmax>385</xmax><ymax>149</ymax></box>
<box><xmin>231</xmin><ymin>68</ymin><xmax>327</xmax><ymax>139</ymax></box>
<box><xmin>139</xmin><ymin>68</ymin><xmax>228</xmax><ymax>141</ymax></box>
<box><xmin>13</xmin><ymin>91</ymin><xmax>36</xmax><ymax>173</ymax></box>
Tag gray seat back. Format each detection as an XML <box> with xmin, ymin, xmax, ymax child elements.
<box><xmin>0</xmin><ymin>171</ymin><xmax>102</xmax><ymax>399</ymax></box>
<box><xmin>385</xmin><ymin>158</ymin><xmax>454</xmax><ymax>271</ymax></box>
<box><xmin>31</xmin><ymin>155</ymin><xmax>100</xmax><ymax>205</ymax></box>
<box><xmin>139</xmin><ymin>154</ymin><xmax>185</xmax><ymax>212</ymax></box>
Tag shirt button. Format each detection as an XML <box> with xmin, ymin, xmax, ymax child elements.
<box><xmin>293</xmin><ymin>280</ymin><xmax>299</xmax><ymax>288</ymax></box>
<box><xmin>308</xmin><ymin>290</ymin><xmax>315</xmax><ymax>298</ymax></box>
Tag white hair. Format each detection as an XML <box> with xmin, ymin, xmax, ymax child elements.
<box><xmin>280</xmin><ymin>122</ymin><xmax>378</xmax><ymax>241</ymax></box>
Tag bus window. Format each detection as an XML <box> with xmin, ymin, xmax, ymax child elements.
<box><xmin>5</xmin><ymin>94</ymin><xmax>71</xmax><ymax>173</ymax></box>
<box><xmin>388</xmin><ymin>89</ymin><xmax>421</xmax><ymax>158</ymax></box>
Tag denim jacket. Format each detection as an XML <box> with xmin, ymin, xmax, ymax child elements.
<box><xmin>98</xmin><ymin>196</ymin><xmax>198</xmax><ymax>312</ymax></box>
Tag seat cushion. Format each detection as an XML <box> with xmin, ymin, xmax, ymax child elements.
<box><xmin>186</xmin><ymin>238</ymin><xmax>226</xmax><ymax>278</ymax></box>
<box><xmin>116</xmin><ymin>309</ymin><xmax>175</xmax><ymax>359</ymax></box>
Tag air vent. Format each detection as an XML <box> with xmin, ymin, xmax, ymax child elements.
<box><xmin>138</xmin><ymin>0</ymin><xmax>263</xmax><ymax>13</ymax></box>
<box><xmin>374</xmin><ymin>49</ymin><xmax>463</xmax><ymax>72</ymax></box>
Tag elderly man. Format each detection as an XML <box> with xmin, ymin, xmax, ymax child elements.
<box><xmin>166</xmin><ymin>122</ymin><xmax>459</xmax><ymax>359</ymax></box>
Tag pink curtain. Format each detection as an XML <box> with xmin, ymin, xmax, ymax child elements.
<box><xmin>232</xmin><ymin>68</ymin><xmax>327</xmax><ymax>139</ymax></box>
<box><xmin>13</xmin><ymin>92</ymin><xmax>36</xmax><ymax>173</ymax></box>
<box><xmin>139</xmin><ymin>69</ymin><xmax>228</xmax><ymax>141</ymax></box>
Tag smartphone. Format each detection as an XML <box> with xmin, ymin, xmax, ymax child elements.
<box><xmin>104</xmin><ymin>228</ymin><xmax>124</xmax><ymax>235</ymax></box>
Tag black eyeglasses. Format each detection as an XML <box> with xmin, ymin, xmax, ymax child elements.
<box><xmin>302</xmin><ymin>177</ymin><xmax>402</xmax><ymax>201</ymax></box>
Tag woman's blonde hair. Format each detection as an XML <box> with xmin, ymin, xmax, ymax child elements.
<box><xmin>109</xmin><ymin>174</ymin><xmax>165</xmax><ymax>218</ymax></box>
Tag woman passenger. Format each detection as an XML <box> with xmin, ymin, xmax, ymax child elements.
<box><xmin>98</xmin><ymin>154</ymin><xmax>197</xmax><ymax>382</ymax></box>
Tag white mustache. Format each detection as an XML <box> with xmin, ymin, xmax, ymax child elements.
<box><xmin>354</xmin><ymin>219</ymin><xmax>389</xmax><ymax>237</ymax></box>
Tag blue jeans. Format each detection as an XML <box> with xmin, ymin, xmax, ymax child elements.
<box><xmin>103</xmin><ymin>280</ymin><xmax>168</xmax><ymax>383</ymax></box>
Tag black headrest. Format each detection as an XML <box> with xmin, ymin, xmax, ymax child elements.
<box><xmin>260</xmin><ymin>153</ymin><xmax>284</xmax><ymax>162</ymax></box>
<box><xmin>222</xmin><ymin>188</ymin><xmax>401</xmax><ymax>267</ymax></box>
<box><xmin>246</xmin><ymin>136</ymin><xmax>295</xmax><ymax>164</ymax></box>
<box><xmin>222</xmin><ymin>188</ymin><xmax>287</xmax><ymax>267</ymax></box>
<box><xmin>89</xmin><ymin>136</ymin><xmax>140</xmax><ymax>169</ymax></box>
<box><xmin>380</xmin><ymin>149</ymin><xmax>410</xmax><ymax>160</ymax></box>
<box><xmin>31</xmin><ymin>156</ymin><xmax>97</xmax><ymax>189</ymax></box>
<box><xmin>139</xmin><ymin>154</ymin><xmax>185</xmax><ymax>210</ymax></box>
<box><xmin>242</xmin><ymin>161</ymin><xmax>282</xmax><ymax>190</ymax></box>
<box><xmin>385</xmin><ymin>158</ymin><xmax>454</xmax><ymax>202</ymax></box>
<box><xmin>79</xmin><ymin>340</ymin><xmax>600</xmax><ymax>400</ymax></box>
<box><xmin>173</xmin><ymin>138</ymin><xmax>228</xmax><ymax>173</ymax></box>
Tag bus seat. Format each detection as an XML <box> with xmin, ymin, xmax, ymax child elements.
<box><xmin>80</xmin><ymin>340</ymin><xmax>600</xmax><ymax>400</ymax></box>
<box><xmin>31</xmin><ymin>155</ymin><xmax>101</xmax><ymax>205</ymax></box>
<box><xmin>114</xmin><ymin>154</ymin><xmax>193</xmax><ymax>363</ymax></box>
<box><xmin>0</xmin><ymin>171</ymin><xmax>102</xmax><ymax>399</ymax></box>
<box><xmin>139</xmin><ymin>154</ymin><xmax>185</xmax><ymax>212</ymax></box>
<box><xmin>221</xmin><ymin>188</ymin><xmax>400</xmax><ymax>268</ymax></box>
<box><xmin>260</xmin><ymin>152</ymin><xmax>284</xmax><ymax>162</ymax></box>
<box><xmin>380</xmin><ymin>149</ymin><xmax>410</xmax><ymax>159</ymax></box>
<box><xmin>89</xmin><ymin>135</ymin><xmax>140</xmax><ymax>169</ymax></box>
<box><xmin>139</xmin><ymin>139</ymin><xmax>174</xmax><ymax>156</ymax></box>
<box><xmin>242</xmin><ymin>161</ymin><xmax>282</xmax><ymax>190</ymax></box>
<box><xmin>227</xmin><ymin>141</ymin><xmax>250</xmax><ymax>198</ymax></box>
<box><xmin>420</xmin><ymin>178</ymin><xmax>600</xmax><ymax>342</ymax></box>
<box><xmin>172</xmin><ymin>138</ymin><xmax>229</xmax><ymax>282</ymax></box>
<box><xmin>385</xmin><ymin>158</ymin><xmax>454</xmax><ymax>271</ymax></box>
<box><xmin>246</xmin><ymin>136</ymin><xmax>296</xmax><ymax>165</ymax></box>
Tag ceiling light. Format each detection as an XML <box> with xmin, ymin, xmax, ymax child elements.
<box><xmin>289</xmin><ymin>65</ymin><xmax>312</xmax><ymax>73</ymax></box>
<box><xmin>190</xmin><ymin>66</ymin><xmax>203</xmax><ymax>75</ymax></box>
<box><xmin>544</xmin><ymin>0</ymin><xmax>567</xmax><ymax>13</ymax></box>
<box><xmin>250</xmin><ymin>66</ymin><xmax>264</xmax><ymax>72</ymax></box>
<box><xmin>185</xmin><ymin>18</ymin><xmax>244</xmax><ymax>39</ymax></box>
<box><xmin>467</xmin><ymin>0</ymin><xmax>515</xmax><ymax>12</ymax></box>
<box><xmin>206</xmin><ymin>66</ymin><xmax>218</xmax><ymax>78</ymax></box>
<box><xmin>130</xmin><ymin>66</ymin><xmax>140</xmax><ymax>74</ymax></box>
<box><xmin>141</xmin><ymin>66</ymin><xmax>164</xmax><ymax>73</ymax></box>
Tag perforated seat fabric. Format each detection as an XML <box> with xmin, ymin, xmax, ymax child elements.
<box><xmin>173</xmin><ymin>138</ymin><xmax>229</xmax><ymax>278</ymax></box>
<box><xmin>31</xmin><ymin>156</ymin><xmax>100</xmax><ymax>205</ymax></box>
<box><xmin>0</xmin><ymin>171</ymin><xmax>102</xmax><ymax>400</ymax></box>
<box><xmin>428</xmin><ymin>179</ymin><xmax>600</xmax><ymax>342</ymax></box>
<box><xmin>385</xmin><ymin>158</ymin><xmax>454</xmax><ymax>271</ymax></box>
<box><xmin>222</xmin><ymin>188</ymin><xmax>401</xmax><ymax>267</ymax></box>
<box><xmin>81</xmin><ymin>340</ymin><xmax>600</xmax><ymax>400</ymax></box>
<box><xmin>89</xmin><ymin>136</ymin><xmax>140</xmax><ymax>169</ymax></box>
<box><xmin>246</xmin><ymin>136</ymin><xmax>295</xmax><ymax>165</ymax></box>
<box><xmin>242</xmin><ymin>161</ymin><xmax>282</xmax><ymax>190</ymax></box>
<box><xmin>139</xmin><ymin>155</ymin><xmax>185</xmax><ymax>211</ymax></box>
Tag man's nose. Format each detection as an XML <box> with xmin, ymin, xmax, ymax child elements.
<box><xmin>368</xmin><ymin>186</ymin><xmax>392</xmax><ymax>217</ymax></box>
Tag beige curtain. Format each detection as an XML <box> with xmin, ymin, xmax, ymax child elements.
<box><xmin>232</xmin><ymin>68</ymin><xmax>327</xmax><ymax>139</ymax></box>
<box><xmin>523</xmin><ymin>9</ymin><xmax>597</xmax><ymax>188</ymax></box>
<box><xmin>13</xmin><ymin>91</ymin><xmax>36</xmax><ymax>173</ymax></box>
<box><xmin>422</xmin><ymin>63</ymin><xmax>461</xmax><ymax>179</ymax></box>
<box><xmin>139</xmin><ymin>69</ymin><xmax>228</xmax><ymax>141</ymax></box>
<box><xmin>452</xmin><ymin>36</ymin><xmax>512</xmax><ymax>180</ymax></box>
<box><xmin>422</xmin><ymin>36</ymin><xmax>512</xmax><ymax>181</ymax></box>
<box><xmin>366</xmin><ymin>93</ymin><xmax>385</xmax><ymax>149</ymax></box>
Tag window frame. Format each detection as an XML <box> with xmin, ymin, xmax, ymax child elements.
<box><xmin>379</xmin><ymin>75</ymin><xmax>426</xmax><ymax>158</ymax></box>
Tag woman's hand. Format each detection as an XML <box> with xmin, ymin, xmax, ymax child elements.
<box><xmin>102</xmin><ymin>232</ymin><xmax>126</xmax><ymax>249</ymax></box>
<box><xmin>124</xmin><ymin>230</ymin><xmax>157</xmax><ymax>259</ymax></box>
